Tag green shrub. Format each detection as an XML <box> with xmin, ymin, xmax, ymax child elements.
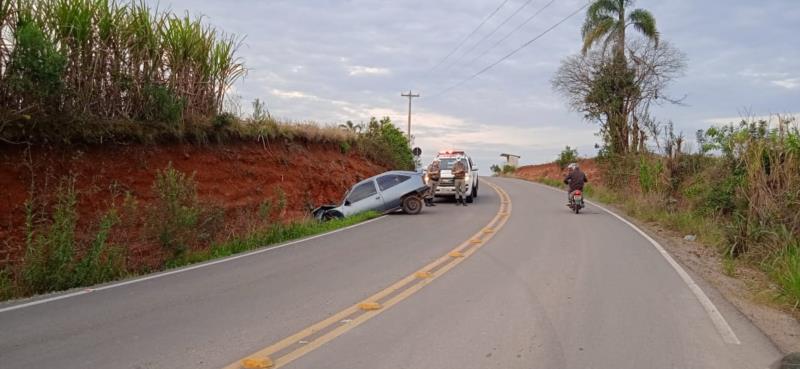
<box><xmin>72</xmin><ymin>211</ymin><xmax>125</xmax><ymax>286</ymax></box>
<box><xmin>637</xmin><ymin>156</ymin><xmax>663</xmax><ymax>193</ymax></box>
<box><xmin>358</xmin><ymin>117</ymin><xmax>414</xmax><ymax>170</ymax></box>
<box><xmin>18</xmin><ymin>180</ymin><xmax>128</xmax><ymax>294</ymax></box>
<box><xmin>5</xmin><ymin>19</ymin><xmax>66</xmax><ymax>112</ymax></box>
<box><xmin>258</xmin><ymin>199</ymin><xmax>273</xmax><ymax>220</ymax></box>
<box><xmin>339</xmin><ymin>141</ymin><xmax>351</xmax><ymax>154</ymax></box>
<box><xmin>771</xmin><ymin>244</ymin><xmax>800</xmax><ymax>307</ymax></box>
<box><xmin>0</xmin><ymin>268</ymin><xmax>15</xmax><ymax>301</ymax></box>
<box><xmin>501</xmin><ymin>164</ymin><xmax>516</xmax><ymax>174</ymax></box>
<box><xmin>556</xmin><ymin>146</ymin><xmax>579</xmax><ymax>170</ymax></box>
<box><xmin>142</xmin><ymin>85</ymin><xmax>184</xmax><ymax>125</ymax></box>
<box><xmin>147</xmin><ymin>164</ymin><xmax>222</xmax><ymax>257</ymax></box>
<box><xmin>22</xmin><ymin>180</ymin><xmax>78</xmax><ymax>293</ymax></box>
<box><xmin>213</xmin><ymin>112</ymin><xmax>237</xmax><ymax>129</ymax></box>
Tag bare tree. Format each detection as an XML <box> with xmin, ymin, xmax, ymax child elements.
<box><xmin>552</xmin><ymin>39</ymin><xmax>687</xmax><ymax>154</ymax></box>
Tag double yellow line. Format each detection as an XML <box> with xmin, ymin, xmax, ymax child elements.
<box><xmin>225</xmin><ymin>181</ymin><xmax>512</xmax><ymax>369</ymax></box>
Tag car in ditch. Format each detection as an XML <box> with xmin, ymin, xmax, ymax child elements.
<box><xmin>312</xmin><ymin>171</ymin><xmax>429</xmax><ymax>220</ymax></box>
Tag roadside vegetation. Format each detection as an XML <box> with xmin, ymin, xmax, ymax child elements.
<box><xmin>537</xmin><ymin>119</ymin><xmax>800</xmax><ymax>310</ymax></box>
<box><xmin>490</xmin><ymin>164</ymin><xmax>517</xmax><ymax>176</ymax></box>
<box><xmin>0</xmin><ymin>0</ymin><xmax>244</xmax><ymax>143</ymax></box>
<box><xmin>555</xmin><ymin>146</ymin><xmax>579</xmax><ymax>170</ymax></box>
<box><xmin>0</xmin><ymin>163</ymin><xmax>381</xmax><ymax>301</ymax></box>
<box><xmin>542</xmin><ymin>0</ymin><xmax>800</xmax><ymax>310</ymax></box>
<box><xmin>0</xmin><ymin>0</ymin><xmax>412</xmax><ymax>301</ymax></box>
<box><xmin>0</xmin><ymin>0</ymin><xmax>413</xmax><ymax>170</ymax></box>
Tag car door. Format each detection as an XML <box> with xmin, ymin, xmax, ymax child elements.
<box><xmin>376</xmin><ymin>174</ymin><xmax>412</xmax><ymax>210</ymax></box>
<box><xmin>468</xmin><ymin>157</ymin><xmax>478</xmax><ymax>187</ymax></box>
<box><xmin>343</xmin><ymin>180</ymin><xmax>383</xmax><ymax>216</ymax></box>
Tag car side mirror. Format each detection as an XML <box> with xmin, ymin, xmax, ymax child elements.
<box><xmin>345</xmin><ymin>200</ymin><xmax>352</xmax><ymax>206</ymax></box>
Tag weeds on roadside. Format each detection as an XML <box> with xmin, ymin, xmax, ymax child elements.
<box><xmin>147</xmin><ymin>163</ymin><xmax>223</xmax><ymax>259</ymax></box>
<box><xmin>72</xmin><ymin>211</ymin><xmax>125</xmax><ymax>286</ymax></box>
<box><xmin>166</xmin><ymin>211</ymin><xmax>380</xmax><ymax>269</ymax></box>
<box><xmin>19</xmin><ymin>179</ymin><xmax>127</xmax><ymax>295</ymax></box>
<box><xmin>770</xmin><ymin>244</ymin><xmax>800</xmax><ymax>308</ymax></box>
<box><xmin>22</xmin><ymin>180</ymin><xmax>79</xmax><ymax>293</ymax></box>
<box><xmin>274</xmin><ymin>187</ymin><xmax>287</xmax><ymax>217</ymax></box>
<box><xmin>0</xmin><ymin>268</ymin><xmax>14</xmax><ymax>301</ymax></box>
<box><xmin>722</xmin><ymin>256</ymin><xmax>737</xmax><ymax>277</ymax></box>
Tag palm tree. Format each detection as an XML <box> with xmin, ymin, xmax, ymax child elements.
<box><xmin>339</xmin><ymin>120</ymin><xmax>362</xmax><ymax>134</ymax></box>
<box><xmin>581</xmin><ymin>0</ymin><xmax>658</xmax><ymax>60</ymax></box>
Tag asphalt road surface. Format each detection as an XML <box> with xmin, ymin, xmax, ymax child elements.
<box><xmin>0</xmin><ymin>177</ymin><xmax>783</xmax><ymax>369</ymax></box>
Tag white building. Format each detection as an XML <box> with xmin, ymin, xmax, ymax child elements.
<box><xmin>500</xmin><ymin>153</ymin><xmax>520</xmax><ymax>167</ymax></box>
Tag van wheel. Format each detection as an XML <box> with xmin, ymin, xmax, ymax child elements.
<box><xmin>472</xmin><ymin>185</ymin><xmax>478</xmax><ymax>198</ymax></box>
<box><xmin>402</xmin><ymin>195</ymin><xmax>423</xmax><ymax>214</ymax></box>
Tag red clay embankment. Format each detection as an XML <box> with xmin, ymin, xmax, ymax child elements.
<box><xmin>0</xmin><ymin>141</ymin><xmax>386</xmax><ymax>269</ymax></box>
<box><xmin>515</xmin><ymin>158</ymin><xmax>602</xmax><ymax>184</ymax></box>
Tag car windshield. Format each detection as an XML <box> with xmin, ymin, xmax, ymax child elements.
<box><xmin>438</xmin><ymin>158</ymin><xmax>465</xmax><ymax>170</ymax></box>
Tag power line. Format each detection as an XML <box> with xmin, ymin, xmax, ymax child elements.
<box><xmin>428</xmin><ymin>0</ymin><xmax>511</xmax><ymax>73</ymax></box>
<box><xmin>429</xmin><ymin>2</ymin><xmax>590</xmax><ymax>99</ymax></box>
<box><xmin>442</xmin><ymin>0</ymin><xmax>537</xmax><ymax>73</ymax></box>
<box><xmin>465</xmin><ymin>0</ymin><xmax>557</xmax><ymax>68</ymax></box>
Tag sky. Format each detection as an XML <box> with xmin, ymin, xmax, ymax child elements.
<box><xmin>151</xmin><ymin>0</ymin><xmax>800</xmax><ymax>173</ymax></box>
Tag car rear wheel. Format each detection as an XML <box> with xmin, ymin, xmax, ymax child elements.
<box><xmin>402</xmin><ymin>195</ymin><xmax>423</xmax><ymax>214</ymax></box>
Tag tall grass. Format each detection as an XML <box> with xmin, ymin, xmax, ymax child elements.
<box><xmin>0</xmin><ymin>0</ymin><xmax>245</xmax><ymax>142</ymax></box>
<box><xmin>166</xmin><ymin>211</ymin><xmax>381</xmax><ymax>268</ymax></box>
<box><xmin>582</xmin><ymin>116</ymin><xmax>800</xmax><ymax>308</ymax></box>
<box><xmin>146</xmin><ymin>163</ymin><xmax>224</xmax><ymax>259</ymax></box>
<box><xmin>20</xmin><ymin>179</ymin><xmax>126</xmax><ymax>294</ymax></box>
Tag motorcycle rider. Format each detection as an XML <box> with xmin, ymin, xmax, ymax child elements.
<box><xmin>425</xmin><ymin>160</ymin><xmax>441</xmax><ymax>207</ymax></box>
<box><xmin>563</xmin><ymin>163</ymin><xmax>588</xmax><ymax>207</ymax></box>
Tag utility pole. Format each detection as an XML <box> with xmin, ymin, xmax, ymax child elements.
<box><xmin>401</xmin><ymin>90</ymin><xmax>419</xmax><ymax>144</ymax></box>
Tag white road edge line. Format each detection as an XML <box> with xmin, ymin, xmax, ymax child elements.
<box><xmin>0</xmin><ymin>216</ymin><xmax>387</xmax><ymax>314</ymax></box>
<box><xmin>530</xmin><ymin>181</ymin><xmax>741</xmax><ymax>345</ymax></box>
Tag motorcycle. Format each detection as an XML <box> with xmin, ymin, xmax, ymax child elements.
<box><xmin>569</xmin><ymin>190</ymin><xmax>585</xmax><ymax>214</ymax></box>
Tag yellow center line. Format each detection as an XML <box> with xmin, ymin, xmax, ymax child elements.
<box><xmin>222</xmin><ymin>181</ymin><xmax>512</xmax><ymax>369</ymax></box>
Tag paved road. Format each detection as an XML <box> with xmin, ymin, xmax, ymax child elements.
<box><xmin>0</xmin><ymin>177</ymin><xmax>782</xmax><ymax>368</ymax></box>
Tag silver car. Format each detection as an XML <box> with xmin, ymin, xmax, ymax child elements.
<box><xmin>312</xmin><ymin>171</ymin><xmax>428</xmax><ymax>220</ymax></box>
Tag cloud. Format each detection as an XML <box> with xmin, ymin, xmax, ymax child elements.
<box><xmin>153</xmin><ymin>0</ymin><xmax>799</xmax><ymax>167</ymax></box>
<box><xmin>738</xmin><ymin>69</ymin><xmax>800</xmax><ymax>90</ymax></box>
<box><xmin>270</xmin><ymin>89</ymin><xmax>316</xmax><ymax>100</ymax></box>
<box><xmin>703</xmin><ymin>113</ymin><xmax>800</xmax><ymax>126</ymax></box>
<box><xmin>347</xmin><ymin>66</ymin><xmax>391</xmax><ymax>76</ymax></box>
<box><xmin>772</xmin><ymin>78</ymin><xmax>800</xmax><ymax>90</ymax></box>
